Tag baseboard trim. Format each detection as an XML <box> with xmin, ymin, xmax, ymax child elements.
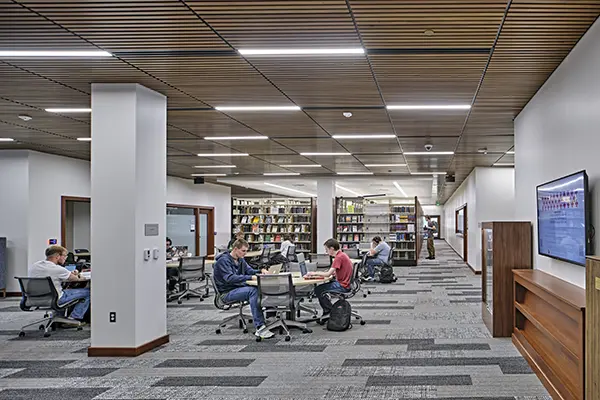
<box><xmin>88</xmin><ymin>334</ymin><xmax>169</xmax><ymax>357</ymax></box>
<box><xmin>467</xmin><ymin>262</ymin><xmax>482</xmax><ymax>275</ymax></box>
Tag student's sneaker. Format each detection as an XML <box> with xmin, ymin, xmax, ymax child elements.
<box><xmin>254</xmin><ymin>325</ymin><xmax>275</xmax><ymax>339</ymax></box>
<box><xmin>365</xmin><ymin>276</ymin><xmax>375</xmax><ymax>282</ymax></box>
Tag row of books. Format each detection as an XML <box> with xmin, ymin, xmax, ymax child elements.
<box><xmin>339</xmin><ymin>234</ymin><xmax>362</xmax><ymax>242</ymax></box>
<box><xmin>337</xmin><ymin>200</ymin><xmax>364</xmax><ymax>214</ymax></box>
<box><xmin>390</xmin><ymin>214</ymin><xmax>415</xmax><ymax>223</ymax></box>
<box><xmin>390</xmin><ymin>224</ymin><xmax>415</xmax><ymax>232</ymax></box>
<box><xmin>337</xmin><ymin>225</ymin><xmax>363</xmax><ymax>233</ymax></box>
<box><xmin>338</xmin><ymin>215</ymin><xmax>364</xmax><ymax>223</ymax></box>
<box><xmin>240</xmin><ymin>225</ymin><xmax>311</xmax><ymax>234</ymax></box>
<box><xmin>390</xmin><ymin>206</ymin><xmax>415</xmax><ymax>213</ymax></box>
<box><xmin>393</xmin><ymin>242</ymin><xmax>416</xmax><ymax>250</ymax></box>
<box><xmin>395</xmin><ymin>232</ymin><xmax>415</xmax><ymax>241</ymax></box>
<box><xmin>234</xmin><ymin>215</ymin><xmax>312</xmax><ymax>224</ymax></box>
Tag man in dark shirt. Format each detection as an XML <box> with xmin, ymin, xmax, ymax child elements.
<box><xmin>425</xmin><ymin>215</ymin><xmax>438</xmax><ymax>260</ymax></box>
<box><xmin>305</xmin><ymin>238</ymin><xmax>352</xmax><ymax>318</ymax></box>
<box><xmin>213</xmin><ymin>239</ymin><xmax>274</xmax><ymax>339</ymax></box>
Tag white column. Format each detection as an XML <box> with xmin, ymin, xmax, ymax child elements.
<box><xmin>90</xmin><ymin>84</ymin><xmax>167</xmax><ymax>353</ymax></box>
<box><xmin>316</xmin><ymin>178</ymin><xmax>335</xmax><ymax>253</ymax></box>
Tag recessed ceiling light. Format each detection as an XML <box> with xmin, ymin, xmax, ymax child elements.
<box><xmin>238</xmin><ymin>48</ymin><xmax>364</xmax><ymax>56</ymax></box>
<box><xmin>332</xmin><ymin>134</ymin><xmax>396</xmax><ymax>140</ymax></box>
<box><xmin>364</xmin><ymin>163</ymin><xmax>407</xmax><ymax>167</ymax></box>
<box><xmin>194</xmin><ymin>165</ymin><xmax>236</xmax><ymax>168</ymax></box>
<box><xmin>393</xmin><ymin>181</ymin><xmax>408</xmax><ymax>197</ymax></box>
<box><xmin>411</xmin><ymin>172</ymin><xmax>447</xmax><ymax>175</ymax></box>
<box><xmin>403</xmin><ymin>151</ymin><xmax>454</xmax><ymax>156</ymax></box>
<box><xmin>17</xmin><ymin>115</ymin><xmax>32</xmax><ymax>121</ymax></box>
<box><xmin>263</xmin><ymin>172</ymin><xmax>301</xmax><ymax>176</ymax></box>
<box><xmin>424</xmin><ymin>29</ymin><xmax>435</xmax><ymax>36</ymax></box>
<box><xmin>336</xmin><ymin>172</ymin><xmax>374</xmax><ymax>175</ymax></box>
<box><xmin>335</xmin><ymin>184</ymin><xmax>362</xmax><ymax>197</ymax></box>
<box><xmin>264</xmin><ymin>182</ymin><xmax>315</xmax><ymax>197</ymax></box>
<box><xmin>45</xmin><ymin>108</ymin><xmax>91</xmax><ymax>113</ymax></box>
<box><xmin>300</xmin><ymin>152</ymin><xmax>351</xmax><ymax>156</ymax></box>
<box><xmin>343</xmin><ymin>112</ymin><xmax>353</xmax><ymax>118</ymax></box>
<box><xmin>191</xmin><ymin>173</ymin><xmax>227</xmax><ymax>177</ymax></box>
<box><xmin>197</xmin><ymin>153</ymin><xmax>249</xmax><ymax>157</ymax></box>
<box><xmin>0</xmin><ymin>138</ymin><xmax>15</xmax><ymax>142</ymax></box>
<box><xmin>204</xmin><ymin>136</ymin><xmax>268</xmax><ymax>140</ymax></box>
<box><xmin>279</xmin><ymin>164</ymin><xmax>322</xmax><ymax>168</ymax></box>
<box><xmin>214</xmin><ymin>106</ymin><xmax>300</xmax><ymax>112</ymax></box>
<box><xmin>387</xmin><ymin>105</ymin><xmax>471</xmax><ymax>110</ymax></box>
<box><xmin>76</xmin><ymin>137</ymin><xmax>92</xmax><ymax>142</ymax></box>
<box><xmin>493</xmin><ymin>163</ymin><xmax>514</xmax><ymax>167</ymax></box>
<box><xmin>0</xmin><ymin>50</ymin><xmax>112</xmax><ymax>58</ymax></box>
<box><xmin>506</xmin><ymin>151</ymin><xmax>515</xmax><ymax>154</ymax></box>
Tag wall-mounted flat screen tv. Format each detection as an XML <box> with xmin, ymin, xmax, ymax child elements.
<box><xmin>536</xmin><ymin>170</ymin><xmax>590</xmax><ymax>266</ymax></box>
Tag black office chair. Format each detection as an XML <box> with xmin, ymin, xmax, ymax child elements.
<box><xmin>286</xmin><ymin>245</ymin><xmax>297</xmax><ymax>263</ymax></box>
<box><xmin>342</xmin><ymin>248</ymin><xmax>359</xmax><ymax>259</ymax></box>
<box><xmin>249</xmin><ymin>247</ymin><xmax>271</xmax><ymax>269</ymax></box>
<box><xmin>209</xmin><ymin>274</ymin><xmax>253</xmax><ymax>334</ymax></box>
<box><xmin>318</xmin><ymin>261</ymin><xmax>366</xmax><ymax>326</ymax></box>
<box><xmin>170</xmin><ymin>256</ymin><xmax>208</xmax><ymax>304</ymax></box>
<box><xmin>15</xmin><ymin>277</ymin><xmax>84</xmax><ymax>338</ymax></box>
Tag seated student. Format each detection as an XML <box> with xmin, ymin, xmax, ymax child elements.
<box><xmin>365</xmin><ymin>236</ymin><xmax>391</xmax><ymax>281</ymax></box>
<box><xmin>213</xmin><ymin>239</ymin><xmax>275</xmax><ymax>339</ymax></box>
<box><xmin>227</xmin><ymin>231</ymin><xmax>244</xmax><ymax>250</ymax></box>
<box><xmin>304</xmin><ymin>238</ymin><xmax>352</xmax><ymax>318</ymax></box>
<box><xmin>166</xmin><ymin>237</ymin><xmax>179</xmax><ymax>294</ymax></box>
<box><xmin>28</xmin><ymin>245</ymin><xmax>90</xmax><ymax>323</ymax></box>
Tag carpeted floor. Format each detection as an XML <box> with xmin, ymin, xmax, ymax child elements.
<box><xmin>0</xmin><ymin>240</ymin><xmax>550</xmax><ymax>399</ymax></box>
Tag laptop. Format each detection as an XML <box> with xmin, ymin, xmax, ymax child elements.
<box><xmin>65</xmin><ymin>264</ymin><xmax>77</xmax><ymax>272</ymax></box>
<box><xmin>299</xmin><ymin>260</ymin><xmax>307</xmax><ymax>277</ymax></box>
<box><xmin>269</xmin><ymin>263</ymin><xmax>283</xmax><ymax>274</ymax></box>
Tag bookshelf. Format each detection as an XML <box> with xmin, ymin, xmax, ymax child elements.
<box><xmin>232</xmin><ymin>197</ymin><xmax>314</xmax><ymax>253</ymax></box>
<box><xmin>335</xmin><ymin>196</ymin><xmax>423</xmax><ymax>266</ymax></box>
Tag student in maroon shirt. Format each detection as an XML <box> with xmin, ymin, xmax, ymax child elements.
<box><xmin>304</xmin><ymin>238</ymin><xmax>352</xmax><ymax>317</ymax></box>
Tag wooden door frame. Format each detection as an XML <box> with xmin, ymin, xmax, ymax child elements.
<box><xmin>167</xmin><ymin>203</ymin><xmax>215</xmax><ymax>257</ymax></box>
<box><xmin>61</xmin><ymin>196</ymin><xmax>91</xmax><ymax>248</ymax></box>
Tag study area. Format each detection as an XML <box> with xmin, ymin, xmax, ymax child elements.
<box><xmin>1</xmin><ymin>2</ymin><xmax>600</xmax><ymax>400</ymax></box>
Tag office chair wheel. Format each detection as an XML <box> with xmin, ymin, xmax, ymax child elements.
<box><xmin>51</xmin><ymin>324</ymin><xmax>57</xmax><ymax>331</ymax></box>
<box><xmin>39</xmin><ymin>324</ymin><xmax>45</xmax><ymax>331</ymax></box>
<box><xmin>367</xmin><ymin>290</ymin><xmax>371</xmax><ymax>295</ymax></box>
<box><xmin>248</xmin><ymin>319</ymin><xmax>252</xmax><ymax>324</ymax></box>
<box><xmin>43</xmin><ymin>332</ymin><xmax>51</xmax><ymax>338</ymax></box>
<box><xmin>360</xmin><ymin>320</ymin><xmax>366</xmax><ymax>325</ymax></box>
<box><xmin>43</xmin><ymin>313</ymin><xmax>49</xmax><ymax>318</ymax></box>
<box><xmin>77</xmin><ymin>326</ymin><xmax>83</xmax><ymax>331</ymax></box>
<box><xmin>255</xmin><ymin>337</ymin><xmax>262</xmax><ymax>342</ymax></box>
<box><xmin>18</xmin><ymin>331</ymin><xmax>25</xmax><ymax>338</ymax></box>
<box><xmin>285</xmin><ymin>336</ymin><xmax>291</xmax><ymax>342</ymax></box>
<box><xmin>279</xmin><ymin>327</ymin><xmax>283</xmax><ymax>335</ymax></box>
<box><xmin>243</xmin><ymin>328</ymin><xmax>248</xmax><ymax>334</ymax></box>
<box><xmin>302</xmin><ymin>328</ymin><xmax>312</xmax><ymax>334</ymax></box>
<box><xmin>177</xmin><ymin>300</ymin><xmax>182</xmax><ymax>305</ymax></box>
<box><xmin>363</xmin><ymin>293</ymin><xmax>367</xmax><ymax>298</ymax></box>
<box><xmin>199</xmin><ymin>297</ymin><xmax>204</xmax><ymax>302</ymax></box>
<box><xmin>215</xmin><ymin>329</ymin><xmax>222</xmax><ymax>334</ymax></box>
<box><xmin>318</xmin><ymin>319</ymin><xmax>325</xmax><ymax>326</ymax></box>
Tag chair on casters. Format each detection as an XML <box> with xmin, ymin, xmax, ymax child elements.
<box><xmin>287</xmin><ymin>258</ymin><xmax>319</xmax><ymax>319</ymax></box>
<box><xmin>249</xmin><ymin>247</ymin><xmax>271</xmax><ymax>269</ymax></box>
<box><xmin>318</xmin><ymin>261</ymin><xmax>366</xmax><ymax>326</ymax></box>
<box><xmin>170</xmin><ymin>256</ymin><xmax>208</xmax><ymax>304</ymax></box>
<box><xmin>256</xmin><ymin>273</ymin><xmax>312</xmax><ymax>342</ymax></box>
<box><xmin>209</xmin><ymin>274</ymin><xmax>253</xmax><ymax>334</ymax></box>
<box><xmin>342</xmin><ymin>248</ymin><xmax>359</xmax><ymax>259</ymax></box>
<box><xmin>286</xmin><ymin>245</ymin><xmax>297</xmax><ymax>263</ymax></box>
<box><xmin>15</xmin><ymin>277</ymin><xmax>85</xmax><ymax>338</ymax></box>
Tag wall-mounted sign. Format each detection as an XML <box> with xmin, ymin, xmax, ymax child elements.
<box><xmin>48</xmin><ymin>239</ymin><xmax>57</xmax><ymax>245</ymax></box>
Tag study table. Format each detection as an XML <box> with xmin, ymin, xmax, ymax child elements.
<box><xmin>246</xmin><ymin>273</ymin><xmax>332</xmax><ymax>287</ymax></box>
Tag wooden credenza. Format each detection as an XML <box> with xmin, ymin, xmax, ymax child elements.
<box><xmin>586</xmin><ymin>257</ymin><xmax>600</xmax><ymax>400</ymax></box>
<box><xmin>512</xmin><ymin>270</ymin><xmax>585</xmax><ymax>400</ymax></box>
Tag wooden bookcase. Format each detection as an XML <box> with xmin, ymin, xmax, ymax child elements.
<box><xmin>231</xmin><ymin>197</ymin><xmax>314</xmax><ymax>253</ymax></box>
<box><xmin>481</xmin><ymin>221</ymin><xmax>532</xmax><ymax>337</ymax></box>
<box><xmin>586</xmin><ymin>256</ymin><xmax>600</xmax><ymax>400</ymax></box>
<box><xmin>513</xmin><ymin>270</ymin><xmax>585</xmax><ymax>400</ymax></box>
<box><xmin>335</xmin><ymin>197</ymin><xmax>365</xmax><ymax>249</ymax></box>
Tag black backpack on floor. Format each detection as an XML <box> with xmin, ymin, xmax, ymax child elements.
<box><xmin>327</xmin><ymin>299</ymin><xmax>352</xmax><ymax>331</ymax></box>
<box><xmin>379</xmin><ymin>264</ymin><xmax>396</xmax><ymax>283</ymax></box>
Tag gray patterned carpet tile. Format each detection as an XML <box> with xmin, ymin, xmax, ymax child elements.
<box><xmin>240</xmin><ymin>344</ymin><xmax>327</xmax><ymax>352</ymax></box>
<box><xmin>359</xmin><ymin>320</ymin><xmax>390</xmax><ymax>325</ymax></box>
<box><xmin>152</xmin><ymin>376</ymin><xmax>267</xmax><ymax>387</ymax></box>
<box><xmin>4</xmin><ymin>367</ymin><xmax>117</xmax><ymax>379</ymax></box>
<box><xmin>366</xmin><ymin>374</ymin><xmax>472</xmax><ymax>386</ymax></box>
<box><xmin>406</xmin><ymin>343</ymin><xmax>491</xmax><ymax>351</ymax></box>
<box><xmin>355</xmin><ymin>339</ymin><xmax>434</xmax><ymax>346</ymax></box>
<box><xmin>154</xmin><ymin>359</ymin><xmax>255</xmax><ymax>368</ymax></box>
<box><xmin>0</xmin><ymin>388</ymin><xmax>110</xmax><ymax>399</ymax></box>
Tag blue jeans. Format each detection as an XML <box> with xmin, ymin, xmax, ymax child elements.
<box><xmin>365</xmin><ymin>258</ymin><xmax>385</xmax><ymax>278</ymax></box>
<box><xmin>223</xmin><ymin>286</ymin><xmax>265</xmax><ymax>328</ymax></box>
<box><xmin>313</xmin><ymin>281</ymin><xmax>350</xmax><ymax>314</ymax></box>
<box><xmin>58</xmin><ymin>288</ymin><xmax>90</xmax><ymax>320</ymax></box>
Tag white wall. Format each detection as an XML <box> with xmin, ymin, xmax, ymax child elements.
<box><xmin>166</xmin><ymin>177</ymin><xmax>232</xmax><ymax>248</ymax></box>
<box><xmin>72</xmin><ymin>201</ymin><xmax>91</xmax><ymax>250</ymax></box>
<box><xmin>514</xmin><ymin>17</ymin><xmax>600</xmax><ymax>288</ymax></box>
<box><xmin>443</xmin><ymin>170</ymin><xmax>477</xmax><ymax>266</ymax></box>
<box><xmin>0</xmin><ymin>151</ymin><xmax>29</xmax><ymax>292</ymax></box>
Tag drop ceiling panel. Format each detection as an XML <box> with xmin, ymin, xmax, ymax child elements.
<box><xmin>167</xmin><ymin>110</ymin><xmax>258</xmax><ymax>137</ymax></box>
<box><xmin>167</xmin><ymin>139</ymin><xmax>238</xmax><ymax>154</ymax></box>
<box><xmin>305</xmin><ymin>109</ymin><xmax>394</xmax><ymax>135</ymax></box>
<box><xmin>403</xmin><ymin>155</ymin><xmax>453</xmax><ymax>171</ymax></box>
<box><xmin>336</xmin><ymin>138</ymin><xmax>402</xmax><ymax>154</ymax></box>
<box><xmin>275</xmin><ymin>138</ymin><xmax>349</xmax><ymax>154</ymax></box>
<box><xmin>390</xmin><ymin>112</ymin><xmax>468</xmax><ymax>137</ymax></box>
<box><xmin>456</xmin><ymin>135</ymin><xmax>514</xmax><ymax>153</ymax></box>
<box><xmin>211</xmin><ymin>139</ymin><xmax>296</xmax><ymax>155</ymax></box>
<box><xmin>353</xmin><ymin>154</ymin><xmax>407</xmax><ymax>165</ymax></box>
<box><xmin>220</xmin><ymin>112</ymin><xmax>329</xmax><ymax>138</ymax></box>
<box><xmin>398</xmin><ymin>136</ymin><xmax>459</xmax><ymax>152</ymax></box>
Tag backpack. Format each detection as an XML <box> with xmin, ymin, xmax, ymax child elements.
<box><xmin>379</xmin><ymin>264</ymin><xmax>396</xmax><ymax>283</ymax></box>
<box><xmin>327</xmin><ymin>299</ymin><xmax>352</xmax><ymax>331</ymax></box>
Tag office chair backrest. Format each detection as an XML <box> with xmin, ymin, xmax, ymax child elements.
<box><xmin>296</xmin><ymin>253</ymin><xmax>305</xmax><ymax>264</ymax></box>
<box><xmin>260</xmin><ymin>247</ymin><xmax>271</xmax><ymax>263</ymax></box>
<box><xmin>209</xmin><ymin>273</ymin><xmax>228</xmax><ymax>310</ymax></box>
<box><xmin>286</xmin><ymin>245</ymin><xmax>296</xmax><ymax>261</ymax></box>
<box><xmin>179</xmin><ymin>256</ymin><xmax>205</xmax><ymax>281</ymax></box>
<box><xmin>257</xmin><ymin>273</ymin><xmax>295</xmax><ymax>311</ymax></box>
<box><xmin>342</xmin><ymin>248</ymin><xmax>359</xmax><ymax>259</ymax></box>
<box><xmin>311</xmin><ymin>253</ymin><xmax>332</xmax><ymax>268</ymax></box>
<box><xmin>386</xmin><ymin>245</ymin><xmax>394</xmax><ymax>265</ymax></box>
<box><xmin>16</xmin><ymin>277</ymin><xmax>57</xmax><ymax>310</ymax></box>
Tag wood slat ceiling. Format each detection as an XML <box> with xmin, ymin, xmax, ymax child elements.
<box><xmin>0</xmin><ymin>0</ymin><xmax>598</xmax><ymax>203</ymax></box>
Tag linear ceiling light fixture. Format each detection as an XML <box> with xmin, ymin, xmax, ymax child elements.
<box><xmin>387</xmin><ymin>105</ymin><xmax>471</xmax><ymax>110</ymax></box>
<box><xmin>411</xmin><ymin>172</ymin><xmax>447</xmax><ymax>175</ymax></box>
<box><xmin>279</xmin><ymin>164</ymin><xmax>322</xmax><ymax>168</ymax></box>
<box><xmin>238</xmin><ymin>48</ymin><xmax>364</xmax><ymax>56</ymax></box>
<box><xmin>46</xmin><ymin>108</ymin><xmax>91</xmax><ymax>113</ymax></box>
<box><xmin>215</xmin><ymin>106</ymin><xmax>301</xmax><ymax>112</ymax></box>
<box><xmin>197</xmin><ymin>153</ymin><xmax>249</xmax><ymax>157</ymax></box>
<box><xmin>204</xmin><ymin>136</ymin><xmax>268</xmax><ymax>140</ymax></box>
<box><xmin>194</xmin><ymin>165</ymin><xmax>236</xmax><ymax>168</ymax></box>
<box><xmin>332</xmin><ymin>134</ymin><xmax>396</xmax><ymax>140</ymax></box>
<box><xmin>0</xmin><ymin>138</ymin><xmax>14</xmax><ymax>142</ymax></box>
<box><xmin>300</xmin><ymin>152</ymin><xmax>351</xmax><ymax>156</ymax></box>
<box><xmin>393</xmin><ymin>181</ymin><xmax>408</xmax><ymax>197</ymax></box>
<box><xmin>263</xmin><ymin>172</ymin><xmax>301</xmax><ymax>176</ymax></box>
<box><xmin>191</xmin><ymin>173</ymin><xmax>227</xmax><ymax>177</ymax></box>
<box><xmin>364</xmin><ymin>163</ymin><xmax>407</xmax><ymax>167</ymax></box>
<box><xmin>336</xmin><ymin>172</ymin><xmax>373</xmax><ymax>176</ymax></box>
<box><xmin>335</xmin><ymin>184</ymin><xmax>362</xmax><ymax>197</ymax></box>
<box><xmin>264</xmin><ymin>182</ymin><xmax>315</xmax><ymax>197</ymax></box>
<box><xmin>0</xmin><ymin>50</ymin><xmax>112</xmax><ymax>58</ymax></box>
<box><xmin>76</xmin><ymin>137</ymin><xmax>92</xmax><ymax>142</ymax></box>
<box><xmin>403</xmin><ymin>151</ymin><xmax>454</xmax><ymax>156</ymax></box>
<box><xmin>506</xmin><ymin>151</ymin><xmax>515</xmax><ymax>154</ymax></box>
<box><xmin>493</xmin><ymin>163</ymin><xmax>514</xmax><ymax>167</ymax></box>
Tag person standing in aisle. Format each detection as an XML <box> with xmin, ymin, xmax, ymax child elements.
<box><xmin>424</xmin><ymin>215</ymin><xmax>438</xmax><ymax>260</ymax></box>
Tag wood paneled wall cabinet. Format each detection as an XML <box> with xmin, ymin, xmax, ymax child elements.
<box><xmin>513</xmin><ymin>270</ymin><xmax>585</xmax><ymax>400</ymax></box>
<box><xmin>586</xmin><ymin>256</ymin><xmax>600</xmax><ymax>400</ymax></box>
<box><xmin>481</xmin><ymin>222</ymin><xmax>532</xmax><ymax>337</ymax></box>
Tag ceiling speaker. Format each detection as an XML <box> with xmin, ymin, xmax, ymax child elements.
<box><xmin>193</xmin><ymin>177</ymin><xmax>205</xmax><ymax>184</ymax></box>
<box><xmin>445</xmin><ymin>174</ymin><xmax>455</xmax><ymax>183</ymax></box>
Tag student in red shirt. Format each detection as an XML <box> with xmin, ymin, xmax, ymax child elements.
<box><xmin>304</xmin><ymin>238</ymin><xmax>352</xmax><ymax>317</ymax></box>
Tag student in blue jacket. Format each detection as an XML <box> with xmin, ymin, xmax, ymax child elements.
<box><xmin>213</xmin><ymin>239</ymin><xmax>274</xmax><ymax>339</ymax></box>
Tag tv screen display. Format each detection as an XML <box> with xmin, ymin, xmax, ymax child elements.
<box><xmin>536</xmin><ymin>170</ymin><xmax>589</xmax><ymax>266</ymax></box>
